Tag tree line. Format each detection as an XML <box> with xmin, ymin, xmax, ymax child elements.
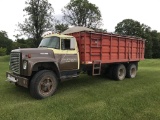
<box><xmin>0</xmin><ymin>0</ymin><xmax>160</xmax><ymax>58</ymax></box>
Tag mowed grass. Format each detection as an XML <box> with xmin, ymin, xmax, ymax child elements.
<box><xmin>1</xmin><ymin>56</ymin><xmax>160</xmax><ymax>120</ymax></box>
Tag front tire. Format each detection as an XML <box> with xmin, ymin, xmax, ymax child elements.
<box><xmin>29</xmin><ymin>70</ymin><xmax>58</xmax><ymax>99</ymax></box>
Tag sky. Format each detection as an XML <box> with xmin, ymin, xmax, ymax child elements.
<box><xmin>0</xmin><ymin>0</ymin><xmax>160</xmax><ymax>40</ymax></box>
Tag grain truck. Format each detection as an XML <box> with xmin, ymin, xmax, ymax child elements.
<box><xmin>6</xmin><ymin>31</ymin><xmax>145</xmax><ymax>99</ymax></box>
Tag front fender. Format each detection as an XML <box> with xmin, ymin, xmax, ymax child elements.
<box><xmin>24</xmin><ymin>57</ymin><xmax>60</xmax><ymax>77</ymax></box>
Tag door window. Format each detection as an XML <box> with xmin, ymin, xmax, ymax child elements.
<box><xmin>61</xmin><ymin>38</ymin><xmax>75</xmax><ymax>50</ymax></box>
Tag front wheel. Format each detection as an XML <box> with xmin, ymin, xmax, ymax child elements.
<box><xmin>29</xmin><ymin>70</ymin><xmax>58</xmax><ymax>99</ymax></box>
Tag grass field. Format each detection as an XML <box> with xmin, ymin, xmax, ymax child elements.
<box><xmin>1</xmin><ymin>56</ymin><xmax>160</xmax><ymax>120</ymax></box>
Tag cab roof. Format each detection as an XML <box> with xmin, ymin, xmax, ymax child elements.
<box><xmin>43</xmin><ymin>33</ymin><xmax>73</xmax><ymax>38</ymax></box>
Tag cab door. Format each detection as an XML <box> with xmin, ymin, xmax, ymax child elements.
<box><xmin>59</xmin><ymin>37</ymin><xmax>79</xmax><ymax>71</ymax></box>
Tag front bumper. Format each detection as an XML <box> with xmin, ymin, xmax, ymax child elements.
<box><xmin>6</xmin><ymin>72</ymin><xmax>29</xmax><ymax>88</ymax></box>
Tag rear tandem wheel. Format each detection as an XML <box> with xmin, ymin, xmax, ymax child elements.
<box><xmin>126</xmin><ymin>63</ymin><xmax>137</xmax><ymax>78</ymax></box>
<box><xmin>112</xmin><ymin>64</ymin><xmax>126</xmax><ymax>81</ymax></box>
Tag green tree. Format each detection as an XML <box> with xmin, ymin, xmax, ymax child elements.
<box><xmin>115</xmin><ymin>19</ymin><xmax>155</xmax><ymax>58</ymax></box>
<box><xmin>158</xmin><ymin>33</ymin><xmax>160</xmax><ymax>38</ymax></box>
<box><xmin>115</xmin><ymin>19</ymin><xmax>142</xmax><ymax>37</ymax></box>
<box><xmin>0</xmin><ymin>31</ymin><xmax>13</xmax><ymax>55</ymax></box>
<box><xmin>140</xmin><ymin>24</ymin><xmax>153</xmax><ymax>58</ymax></box>
<box><xmin>93</xmin><ymin>28</ymin><xmax>107</xmax><ymax>33</ymax></box>
<box><xmin>0</xmin><ymin>48</ymin><xmax>6</xmax><ymax>56</ymax></box>
<box><xmin>151</xmin><ymin>30</ymin><xmax>160</xmax><ymax>58</ymax></box>
<box><xmin>55</xmin><ymin>20</ymin><xmax>69</xmax><ymax>33</ymax></box>
<box><xmin>18</xmin><ymin>0</ymin><xmax>54</xmax><ymax>47</ymax></box>
<box><xmin>13</xmin><ymin>38</ymin><xmax>35</xmax><ymax>49</ymax></box>
<box><xmin>62</xmin><ymin>0</ymin><xmax>102</xmax><ymax>29</ymax></box>
<box><xmin>13</xmin><ymin>39</ymin><xmax>29</xmax><ymax>49</ymax></box>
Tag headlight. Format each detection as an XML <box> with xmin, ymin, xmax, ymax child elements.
<box><xmin>23</xmin><ymin>61</ymin><xmax>27</xmax><ymax>69</ymax></box>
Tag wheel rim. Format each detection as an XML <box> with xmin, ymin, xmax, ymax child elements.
<box><xmin>38</xmin><ymin>76</ymin><xmax>55</xmax><ymax>96</ymax></box>
<box><xmin>117</xmin><ymin>65</ymin><xmax>126</xmax><ymax>80</ymax></box>
<box><xmin>131</xmin><ymin>67</ymin><xmax>136</xmax><ymax>77</ymax></box>
<box><xmin>119</xmin><ymin>68</ymin><xmax>124</xmax><ymax>77</ymax></box>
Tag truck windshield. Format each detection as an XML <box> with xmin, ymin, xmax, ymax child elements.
<box><xmin>39</xmin><ymin>36</ymin><xmax>60</xmax><ymax>49</ymax></box>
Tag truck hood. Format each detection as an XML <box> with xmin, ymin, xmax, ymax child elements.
<box><xmin>11</xmin><ymin>48</ymin><xmax>55</xmax><ymax>59</ymax></box>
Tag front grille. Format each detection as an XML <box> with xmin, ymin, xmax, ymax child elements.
<box><xmin>10</xmin><ymin>52</ymin><xmax>21</xmax><ymax>74</ymax></box>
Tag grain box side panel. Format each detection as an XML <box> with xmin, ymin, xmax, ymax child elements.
<box><xmin>71</xmin><ymin>31</ymin><xmax>145</xmax><ymax>64</ymax></box>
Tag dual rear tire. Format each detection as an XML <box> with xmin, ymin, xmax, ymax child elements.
<box><xmin>110</xmin><ymin>63</ymin><xmax>137</xmax><ymax>81</ymax></box>
<box><xmin>113</xmin><ymin>64</ymin><xmax>126</xmax><ymax>80</ymax></box>
<box><xmin>126</xmin><ymin>63</ymin><xmax>137</xmax><ymax>78</ymax></box>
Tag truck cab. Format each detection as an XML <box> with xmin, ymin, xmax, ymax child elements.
<box><xmin>6</xmin><ymin>34</ymin><xmax>80</xmax><ymax>99</ymax></box>
<box><xmin>39</xmin><ymin>34</ymin><xmax>80</xmax><ymax>73</ymax></box>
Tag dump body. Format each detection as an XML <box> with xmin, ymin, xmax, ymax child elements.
<box><xmin>69</xmin><ymin>31</ymin><xmax>145</xmax><ymax>64</ymax></box>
